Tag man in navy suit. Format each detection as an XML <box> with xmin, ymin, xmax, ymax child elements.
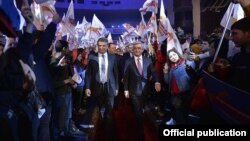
<box><xmin>123</xmin><ymin>41</ymin><xmax>161</xmax><ymax>141</ymax></box>
<box><xmin>85</xmin><ymin>37</ymin><xmax>118</xmax><ymax>141</ymax></box>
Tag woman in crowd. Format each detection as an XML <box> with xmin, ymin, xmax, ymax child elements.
<box><xmin>163</xmin><ymin>48</ymin><xmax>196</xmax><ymax>125</ymax></box>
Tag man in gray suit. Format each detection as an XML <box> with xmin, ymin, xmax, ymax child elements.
<box><xmin>85</xmin><ymin>37</ymin><xmax>118</xmax><ymax>141</ymax></box>
<box><xmin>123</xmin><ymin>41</ymin><xmax>161</xmax><ymax>141</ymax></box>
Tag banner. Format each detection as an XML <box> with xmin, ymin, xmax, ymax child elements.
<box><xmin>202</xmin><ymin>70</ymin><xmax>250</xmax><ymax>124</ymax></box>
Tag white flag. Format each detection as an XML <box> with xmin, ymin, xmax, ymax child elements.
<box><xmin>157</xmin><ymin>0</ymin><xmax>182</xmax><ymax>55</ymax></box>
<box><xmin>123</xmin><ymin>23</ymin><xmax>136</xmax><ymax>33</ymax></box>
<box><xmin>65</xmin><ymin>0</ymin><xmax>75</xmax><ymax>26</ymax></box>
<box><xmin>85</xmin><ymin>14</ymin><xmax>107</xmax><ymax>41</ymax></box>
<box><xmin>19</xmin><ymin>60</ymin><xmax>36</xmax><ymax>83</ymax></box>
<box><xmin>220</xmin><ymin>2</ymin><xmax>244</xmax><ymax>30</ymax></box>
<box><xmin>72</xmin><ymin>67</ymin><xmax>82</xmax><ymax>84</ymax></box>
<box><xmin>139</xmin><ymin>0</ymin><xmax>158</xmax><ymax>14</ymax></box>
<box><xmin>107</xmin><ymin>33</ymin><xmax>113</xmax><ymax>43</ymax></box>
<box><xmin>145</xmin><ymin>12</ymin><xmax>157</xmax><ymax>34</ymax></box>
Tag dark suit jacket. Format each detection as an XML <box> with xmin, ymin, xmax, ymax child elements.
<box><xmin>123</xmin><ymin>56</ymin><xmax>159</xmax><ymax>96</ymax></box>
<box><xmin>85</xmin><ymin>52</ymin><xmax>119</xmax><ymax>106</ymax></box>
<box><xmin>33</xmin><ymin>22</ymin><xmax>57</xmax><ymax>95</ymax></box>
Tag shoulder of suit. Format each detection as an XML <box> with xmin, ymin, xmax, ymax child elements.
<box><xmin>108</xmin><ymin>53</ymin><xmax>117</xmax><ymax>58</ymax></box>
<box><xmin>143</xmin><ymin>56</ymin><xmax>151</xmax><ymax>61</ymax></box>
<box><xmin>88</xmin><ymin>53</ymin><xmax>97</xmax><ymax>60</ymax></box>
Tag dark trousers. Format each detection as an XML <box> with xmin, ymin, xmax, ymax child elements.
<box><xmin>51</xmin><ymin>93</ymin><xmax>72</xmax><ymax>141</ymax></box>
<box><xmin>0</xmin><ymin>104</ymin><xmax>19</xmax><ymax>141</ymax></box>
<box><xmin>130</xmin><ymin>94</ymin><xmax>145</xmax><ymax>141</ymax></box>
<box><xmin>97</xmin><ymin>83</ymin><xmax>115</xmax><ymax>141</ymax></box>
<box><xmin>72</xmin><ymin>87</ymin><xmax>84</xmax><ymax>112</ymax></box>
<box><xmin>38</xmin><ymin>105</ymin><xmax>52</xmax><ymax>141</ymax></box>
<box><xmin>171</xmin><ymin>92</ymin><xmax>192</xmax><ymax>124</ymax></box>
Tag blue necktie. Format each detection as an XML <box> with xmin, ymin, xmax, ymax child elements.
<box><xmin>101</xmin><ymin>54</ymin><xmax>106</xmax><ymax>83</ymax></box>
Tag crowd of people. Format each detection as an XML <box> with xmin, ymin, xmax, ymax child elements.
<box><xmin>0</xmin><ymin>0</ymin><xmax>250</xmax><ymax>141</ymax></box>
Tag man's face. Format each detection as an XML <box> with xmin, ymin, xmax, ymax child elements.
<box><xmin>128</xmin><ymin>44</ymin><xmax>133</xmax><ymax>53</ymax></box>
<box><xmin>108</xmin><ymin>43</ymin><xmax>116</xmax><ymax>54</ymax></box>
<box><xmin>97</xmin><ymin>41</ymin><xmax>108</xmax><ymax>54</ymax></box>
<box><xmin>169</xmin><ymin>51</ymin><xmax>180</xmax><ymax>63</ymax></box>
<box><xmin>231</xmin><ymin>29</ymin><xmax>250</xmax><ymax>47</ymax></box>
<box><xmin>133</xmin><ymin>43</ymin><xmax>143</xmax><ymax>57</ymax></box>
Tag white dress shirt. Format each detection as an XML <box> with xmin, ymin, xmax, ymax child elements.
<box><xmin>98</xmin><ymin>52</ymin><xmax>108</xmax><ymax>83</ymax></box>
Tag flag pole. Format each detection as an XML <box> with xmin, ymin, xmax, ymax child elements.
<box><xmin>212</xmin><ymin>4</ymin><xmax>235</xmax><ymax>63</ymax></box>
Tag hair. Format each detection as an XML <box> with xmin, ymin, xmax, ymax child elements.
<box><xmin>77</xmin><ymin>48</ymin><xmax>84</xmax><ymax>54</ymax></box>
<box><xmin>132</xmin><ymin>41</ymin><xmax>143</xmax><ymax>48</ymax></box>
<box><xmin>55</xmin><ymin>40</ymin><xmax>68</xmax><ymax>52</ymax></box>
<box><xmin>108</xmin><ymin>42</ymin><xmax>116</xmax><ymax>48</ymax></box>
<box><xmin>97</xmin><ymin>37</ymin><xmax>108</xmax><ymax>44</ymax></box>
<box><xmin>160</xmin><ymin>43</ymin><xmax>167</xmax><ymax>57</ymax></box>
<box><xmin>231</xmin><ymin>17</ymin><xmax>250</xmax><ymax>31</ymax></box>
<box><xmin>167</xmin><ymin>48</ymin><xmax>183</xmax><ymax>64</ymax></box>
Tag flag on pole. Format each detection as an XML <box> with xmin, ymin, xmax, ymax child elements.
<box><xmin>220</xmin><ymin>2</ymin><xmax>244</xmax><ymax>30</ymax></box>
<box><xmin>139</xmin><ymin>0</ymin><xmax>158</xmax><ymax>14</ymax></box>
<box><xmin>58</xmin><ymin>1</ymin><xmax>75</xmax><ymax>37</ymax></box>
<box><xmin>31</xmin><ymin>2</ymin><xmax>42</xmax><ymax>23</ymax></box>
<box><xmin>158</xmin><ymin>0</ymin><xmax>182</xmax><ymax>55</ymax></box>
<box><xmin>145</xmin><ymin>12</ymin><xmax>157</xmax><ymax>34</ymax></box>
<box><xmin>81</xmin><ymin>17</ymin><xmax>88</xmax><ymax>25</ymax></box>
<box><xmin>123</xmin><ymin>23</ymin><xmax>136</xmax><ymax>33</ymax></box>
<box><xmin>107</xmin><ymin>33</ymin><xmax>113</xmax><ymax>43</ymax></box>
<box><xmin>91</xmin><ymin>14</ymin><xmax>107</xmax><ymax>36</ymax></box>
<box><xmin>136</xmin><ymin>13</ymin><xmax>147</xmax><ymax>37</ymax></box>
<box><xmin>85</xmin><ymin>14</ymin><xmax>107</xmax><ymax>41</ymax></box>
<box><xmin>136</xmin><ymin>21</ymin><xmax>146</xmax><ymax>37</ymax></box>
<box><xmin>65</xmin><ymin>0</ymin><xmax>75</xmax><ymax>26</ymax></box>
<box><xmin>37</xmin><ymin>0</ymin><xmax>56</xmax><ymax>28</ymax></box>
<box><xmin>0</xmin><ymin>0</ymin><xmax>25</xmax><ymax>37</ymax></box>
<box><xmin>40</xmin><ymin>0</ymin><xmax>56</xmax><ymax>15</ymax></box>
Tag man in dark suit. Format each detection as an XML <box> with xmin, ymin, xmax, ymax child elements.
<box><xmin>123</xmin><ymin>41</ymin><xmax>161</xmax><ymax>141</ymax></box>
<box><xmin>85</xmin><ymin>37</ymin><xmax>119</xmax><ymax>141</ymax></box>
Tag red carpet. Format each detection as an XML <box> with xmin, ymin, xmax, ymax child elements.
<box><xmin>92</xmin><ymin>94</ymin><xmax>158</xmax><ymax>141</ymax></box>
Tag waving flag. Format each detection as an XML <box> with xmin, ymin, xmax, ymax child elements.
<box><xmin>30</xmin><ymin>0</ymin><xmax>56</xmax><ymax>29</ymax></box>
<box><xmin>81</xmin><ymin>17</ymin><xmax>88</xmax><ymax>25</ymax></box>
<box><xmin>0</xmin><ymin>0</ymin><xmax>25</xmax><ymax>37</ymax></box>
<box><xmin>123</xmin><ymin>23</ymin><xmax>136</xmax><ymax>33</ymax></box>
<box><xmin>139</xmin><ymin>0</ymin><xmax>158</xmax><ymax>14</ymax></box>
<box><xmin>136</xmin><ymin>21</ymin><xmax>146</xmax><ymax>37</ymax></box>
<box><xmin>220</xmin><ymin>2</ymin><xmax>244</xmax><ymax>30</ymax></box>
<box><xmin>145</xmin><ymin>12</ymin><xmax>157</xmax><ymax>34</ymax></box>
<box><xmin>65</xmin><ymin>0</ymin><xmax>75</xmax><ymax>26</ymax></box>
<box><xmin>158</xmin><ymin>0</ymin><xmax>182</xmax><ymax>55</ymax></box>
<box><xmin>107</xmin><ymin>33</ymin><xmax>113</xmax><ymax>43</ymax></box>
<box><xmin>136</xmin><ymin>13</ymin><xmax>147</xmax><ymax>37</ymax></box>
<box><xmin>31</xmin><ymin>2</ymin><xmax>42</xmax><ymax>23</ymax></box>
<box><xmin>85</xmin><ymin>14</ymin><xmax>107</xmax><ymax>41</ymax></box>
<box><xmin>40</xmin><ymin>0</ymin><xmax>56</xmax><ymax>15</ymax></box>
<box><xmin>58</xmin><ymin>1</ymin><xmax>75</xmax><ymax>37</ymax></box>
